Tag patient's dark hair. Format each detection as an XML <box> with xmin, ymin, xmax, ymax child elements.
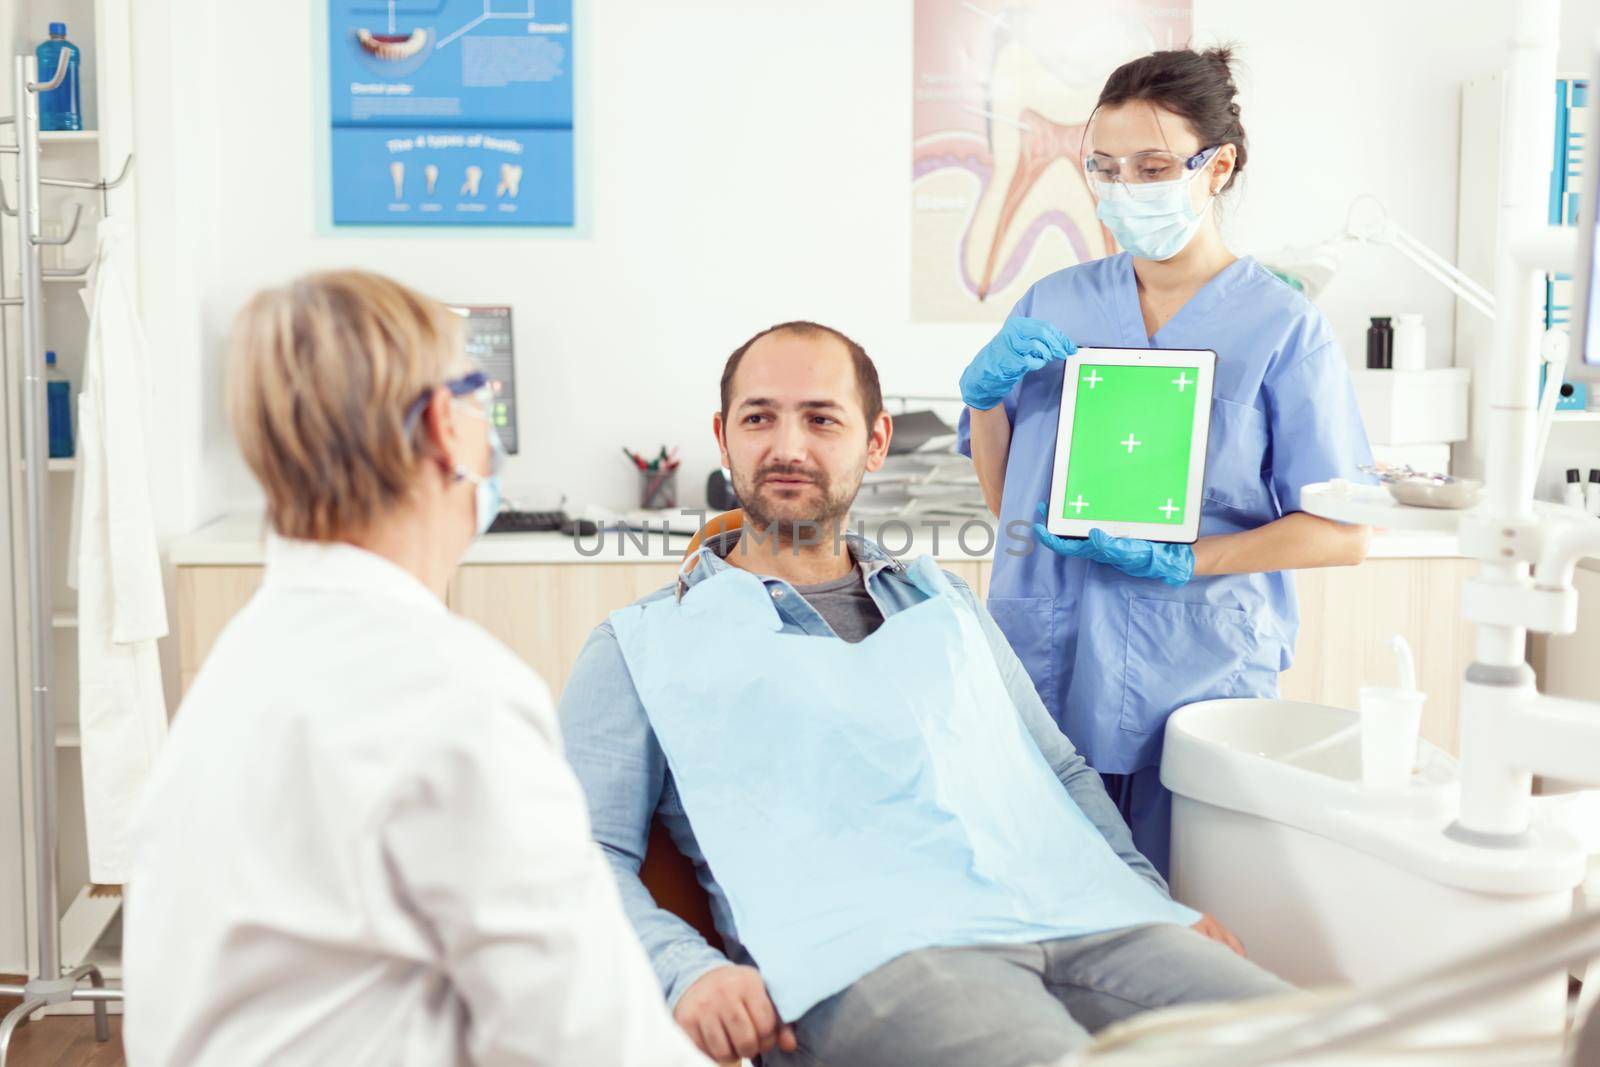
<box><xmin>719</xmin><ymin>321</ymin><xmax>883</xmax><ymax>430</ymax></box>
<box><xmin>1094</xmin><ymin>46</ymin><xmax>1248</xmax><ymax>194</ymax></box>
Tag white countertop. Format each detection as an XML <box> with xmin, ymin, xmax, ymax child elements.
<box><xmin>169</xmin><ymin>512</ymin><xmax>1465</xmax><ymax>567</ymax></box>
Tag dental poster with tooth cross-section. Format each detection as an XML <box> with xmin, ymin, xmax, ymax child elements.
<box><xmin>1060</xmin><ymin>364</ymin><xmax>1197</xmax><ymax>525</ymax></box>
<box><xmin>328</xmin><ymin>1</ymin><xmax>574</xmax><ymax>226</ymax></box>
<box><xmin>911</xmin><ymin>0</ymin><xmax>1193</xmax><ymax>321</ymax></box>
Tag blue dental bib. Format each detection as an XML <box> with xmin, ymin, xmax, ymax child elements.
<box><xmin>609</xmin><ymin>556</ymin><xmax>1195</xmax><ymax>1019</ymax></box>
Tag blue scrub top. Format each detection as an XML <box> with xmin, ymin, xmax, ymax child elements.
<box><xmin>958</xmin><ymin>253</ymin><xmax>1374</xmax><ymax>774</ymax></box>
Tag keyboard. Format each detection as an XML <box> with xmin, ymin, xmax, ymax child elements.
<box><xmin>486</xmin><ymin>509</ymin><xmax>600</xmax><ymax>537</ymax></box>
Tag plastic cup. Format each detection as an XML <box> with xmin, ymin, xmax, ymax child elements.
<box><xmin>1359</xmin><ymin>686</ymin><xmax>1426</xmax><ymax>789</ymax></box>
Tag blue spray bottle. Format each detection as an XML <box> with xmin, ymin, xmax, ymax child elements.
<box><xmin>46</xmin><ymin>351</ymin><xmax>74</xmax><ymax>460</ymax></box>
<box><xmin>36</xmin><ymin>23</ymin><xmax>82</xmax><ymax>132</ymax></box>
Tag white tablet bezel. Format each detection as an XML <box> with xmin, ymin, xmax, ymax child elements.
<box><xmin>1045</xmin><ymin>347</ymin><xmax>1217</xmax><ymax>544</ymax></box>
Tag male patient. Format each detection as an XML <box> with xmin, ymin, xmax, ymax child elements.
<box><xmin>559</xmin><ymin>322</ymin><xmax>1289</xmax><ymax>1067</ymax></box>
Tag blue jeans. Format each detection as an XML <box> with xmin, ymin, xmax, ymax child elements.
<box><xmin>766</xmin><ymin>923</ymin><xmax>1291</xmax><ymax>1067</ymax></box>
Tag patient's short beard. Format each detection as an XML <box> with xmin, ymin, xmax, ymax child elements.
<box><xmin>735</xmin><ymin>462</ymin><xmax>857</xmax><ymax>546</ymax></box>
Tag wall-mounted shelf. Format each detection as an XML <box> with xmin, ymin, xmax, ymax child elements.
<box><xmin>39</xmin><ymin>131</ymin><xmax>98</xmax><ymax>145</ymax></box>
<box><xmin>55</xmin><ymin>727</ymin><xmax>80</xmax><ymax>749</ymax></box>
<box><xmin>1554</xmin><ymin>411</ymin><xmax>1600</xmax><ymax>424</ymax></box>
<box><xmin>43</xmin><ymin>275</ymin><xmax>86</xmax><ymax>286</ymax></box>
<box><xmin>51</xmin><ymin>612</ymin><xmax>77</xmax><ymax>629</ymax></box>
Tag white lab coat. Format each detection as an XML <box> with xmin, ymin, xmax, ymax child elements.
<box><xmin>123</xmin><ymin>537</ymin><xmax>707</xmax><ymax>1067</ymax></box>
<box><xmin>72</xmin><ymin>218</ymin><xmax>169</xmax><ymax>885</ymax></box>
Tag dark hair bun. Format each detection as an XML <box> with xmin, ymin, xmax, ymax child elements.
<box><xmin>1201</xmin><ymin>46</ymin><xmax>1237</xmax><ymax>79</ymax></box>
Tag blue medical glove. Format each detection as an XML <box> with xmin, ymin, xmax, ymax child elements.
<box><xmin>1032</xmin><ymin>505</ymin><xmax>1196</xmax><ymax>587</ymax></box>
<box><xmin>1031</xmin><ymin>502</ymin><xmax>1098</xmax><ymax>559</ymax></box>
<box><xmin>960</xmin><ymin>317</ymin><xmax>1078</xmax><ymax>411</ymax></box>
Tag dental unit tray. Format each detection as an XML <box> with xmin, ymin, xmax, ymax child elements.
<box><xmin>1297</xmin><ymin>479</ymin><xmax>1521</xmax><ymax>533</ymax></box>
<box><xmin>1359</xmin><ymin>463</ymin><xmax>1486</xmax><ymax>510</ymax></box>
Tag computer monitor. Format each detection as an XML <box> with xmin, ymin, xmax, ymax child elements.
<box><xmin>449</xmin><ymin>305</ymin><xmax>519</xmax><ymax>454</ymax></box>
<box><xmin>1572</xmin><ymin>43</ymin><xmax>1599</xmax><ymax>380</ymax></box>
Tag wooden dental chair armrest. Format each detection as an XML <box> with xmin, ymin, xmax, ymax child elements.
<box><xmin>639</xmin><ymin>817</ymin><xmax>721</xmax><ymax>947</ymax></box>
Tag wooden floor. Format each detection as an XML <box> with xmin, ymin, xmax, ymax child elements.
<box><xmin>0</xmin><ymin>980</ymin><xmax>124</xmax><ymax>1067</ymax></box>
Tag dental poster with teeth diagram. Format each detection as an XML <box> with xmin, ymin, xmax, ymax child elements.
<box><xmin>911</xmin><ymin>0</ymin><xmax>1191</xmax><ymax>321</ymax></box>
<box><xmin>328</xmin><ymin>1</ymin><xmax>574</xmax><ymax>226</ymax></box>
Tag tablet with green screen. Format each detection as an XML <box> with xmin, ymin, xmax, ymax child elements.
<box><xmin>1046</xmin><ymin>347</ymin><xmax>1216</xmax><ymax>544</ymax></box>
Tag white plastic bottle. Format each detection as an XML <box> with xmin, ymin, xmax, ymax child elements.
<box><xmin>1565</xmin><ymin>469</ymin><xmax>1586</xmax><ymax>510</ymax></box>
<box><xmin>1589</xmin><ymin>469</ymin><xmax>1600</xmax><ymax>518</ymax></box>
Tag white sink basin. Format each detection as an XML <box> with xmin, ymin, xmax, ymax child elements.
<box><xmin>1163</xmin><ymin>698</ymin><xmax>1458</xmax><ymax>823</ymax></box>
<box><xmin>1160</xmin><ymin>698</ymin><xmax>1585</xmax><ymax>1035</ymax></box>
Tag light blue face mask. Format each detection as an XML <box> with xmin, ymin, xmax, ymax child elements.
<box><xmin>1094</xmin><ymin>148</ymin><xmax>1219</xmax><ymax>262</ymax></box>
<box><xmin>455</xmin><ymin>417</ymin><xmax>506</xmax><ymax>537</ymax></box>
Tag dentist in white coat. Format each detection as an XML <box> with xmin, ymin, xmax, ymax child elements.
<box><xmin>123</xmin><ymin>271</ymin><xmax>708</xmax><ymax>1067</ymax></box>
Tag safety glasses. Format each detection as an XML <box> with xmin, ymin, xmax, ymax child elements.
<box><xmin>403</xmin><ymin>369</ymin><xmax>490</xmax><ymax>436</ymax></box>
<box><xmin>1084</xmin><ymin>145</ymin><xmax>1218</xmax><ymax>188</ymax></box>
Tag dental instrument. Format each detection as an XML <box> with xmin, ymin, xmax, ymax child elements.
<box><xmin>1359</xmin><ymin>463</ymin><xmax>1485</xmax><ymax>510</ymax></box>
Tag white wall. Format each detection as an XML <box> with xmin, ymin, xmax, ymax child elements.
<box><xmin>126</xmin><ymin>0</ymin><xmax>1594</xmax><ymax>529</ymax></box>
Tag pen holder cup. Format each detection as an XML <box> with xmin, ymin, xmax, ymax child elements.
<box><xmin>640</xmin><ymin>468</ymin><xmax>679</xmax><ymax>510</ymax></box>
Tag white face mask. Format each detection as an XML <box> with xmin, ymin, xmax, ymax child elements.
<box><xmin>1094</xmin><ymin>154</ymin><xmax>1218</xmax><ymax>262</ymax></box>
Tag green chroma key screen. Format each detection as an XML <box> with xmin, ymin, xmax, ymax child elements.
<box><xmin>1060</xmin><ymin>364</ymin><xmax>1199</xmax><ymax>525</ymax></box>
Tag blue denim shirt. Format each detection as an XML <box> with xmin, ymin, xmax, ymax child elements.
<box><xmin>558</xmin><ymin>531</ymin><xmax>1171</xmax><ymax>1009</ymax></box>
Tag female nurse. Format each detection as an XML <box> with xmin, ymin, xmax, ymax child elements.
<box><xmin>958</xmin><ymin>47</ymin><xmax>1374</xmax><ymax>879</ymax></box>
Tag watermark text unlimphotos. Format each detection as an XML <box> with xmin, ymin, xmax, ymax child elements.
<box><xmin>568</xmin><ymin>510</ymin><xmax>1045</xmax><ymax>559</ymax></box>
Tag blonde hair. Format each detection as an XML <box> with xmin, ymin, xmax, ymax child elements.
<box><xmin>226</xmin><ymin>270</ymin><xmax>464</xmax><ymax>541</ymax></box>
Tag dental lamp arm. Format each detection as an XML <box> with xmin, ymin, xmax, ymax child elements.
<box><xmin>1380</xmin><ymin>223</ymin><xmax>1497</xmax><ymax>319</ymax></box>
<box><xmin>1344</xmin><ymin>197</ymin><xmax>1496</xmax><ymax>319</ymax></box>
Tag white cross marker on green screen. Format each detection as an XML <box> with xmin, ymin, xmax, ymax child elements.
<box><xmin>1121</xmin><ymin>434</ymin><xmax>1142</xmax><ymax>454</ymax></box>
<box><xmin>1172</xmin><ymin>372</ymin><xmax>1193</xmax><ymax>392</ymax></box>
<box><xmin>1159</xmin><ymin>498</ymin><xmax>1181</xmax><ymax>519</ymax></box>
<box><xmin>1069</xmin><ymin>494</ymin><xmax>1090</xmax><ymax>514</ymax></box>
<box><xmin>1083</xmin><ymin>370</ymin><xmax>1103</xmax><ymax>389</ymax></box>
